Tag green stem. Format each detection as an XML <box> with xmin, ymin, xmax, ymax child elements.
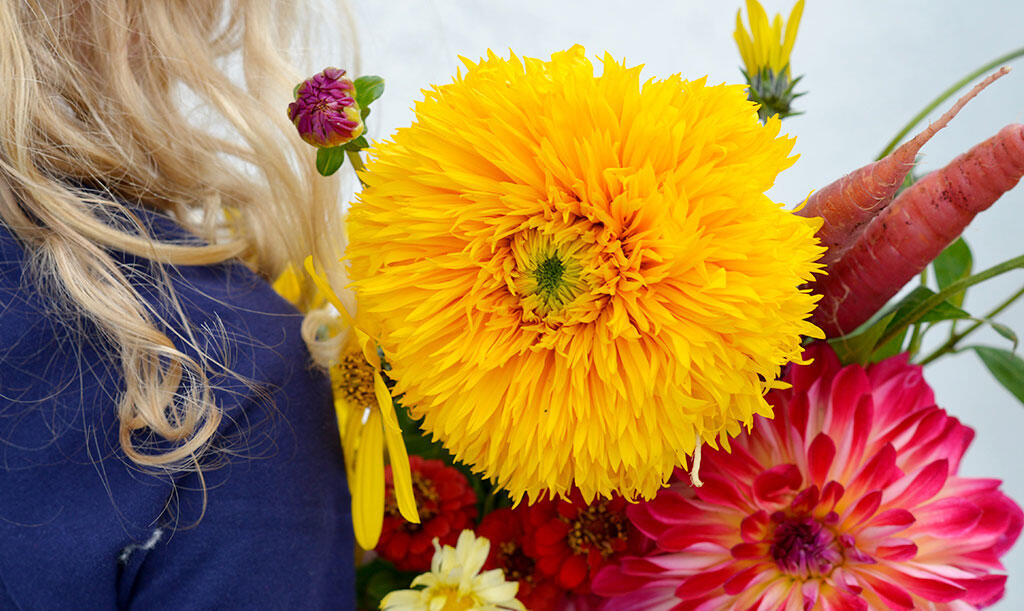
<box><xmin>906</xmin><ymin>268</ymin><xmax>930</xmax><ymax>355</ymax></box>
<box><xmin>346</xmin><ymin>149</ymin><xmax>368</xmax><ymax>188</ymax></box>
<box><xmin>876</xmin><ymin>46</ymin><xmax>1024</xmax><ymax>160</ymax></box>
<box><xmin>875</xmin><ymin>254</ymin><xmax>1024</xmax><ymax>350</ymax></box>
<box><xmin>918</xmin><ymin>285</ymin><xmax>1024</xmax><ymax>366</ymax></box>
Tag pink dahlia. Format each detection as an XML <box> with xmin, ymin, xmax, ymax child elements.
<box><xmin>287</xmin><ymin>67</ymin><xmax>364</xmax><ymax>148</ymax></box>
<box><xmin>593</xmin><ymin>343</ymin><xmax>1022</xmax><ymax>610</ymax></box>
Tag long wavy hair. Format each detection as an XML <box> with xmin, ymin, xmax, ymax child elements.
<box><xmin>0</xmin><ymin>0</ymin><xmax>354</xmax><ymax>473</ymax></box>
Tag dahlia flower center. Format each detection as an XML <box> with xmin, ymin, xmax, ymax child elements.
<box><xmin>334</xmin><ymin>350</ymin><xmax>376</xmax><ymax>407</ymax></box>
<box><xmin>769</xmin><ymin>516</ymin><xmax>842</xmax><ymax>576</ymax></box>
<box><xmin>565</xmin><ymin>501</ymin><xmax>628</xmax><ymax>558</ymax></box>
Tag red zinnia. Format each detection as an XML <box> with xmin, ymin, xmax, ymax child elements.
<box><xmin>478</xmin><ymin>508</ymin><xmax>564</xmax><ymax>611</ymax></box>
<box><xmin>593</xmin><ymin>343</ymin><xmax>1023</xmax><ymax>610</ymax></box>
<box><xmin>376</xmin><ymin>456</ymin><xmax>477</xmax><ymax>572</ymax></box>
<box><xmin>525</xmin><ymin>489</ymin><xmax>647</xmax><ymax>601</ymax></box>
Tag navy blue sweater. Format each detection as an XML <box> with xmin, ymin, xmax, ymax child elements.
<box><xmin>0</xmin><ymin>212</ymin><xmax>354</xmax><ymax>608</ymax></box>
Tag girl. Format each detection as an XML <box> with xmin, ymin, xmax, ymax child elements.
<box><xmin>0</xmin><ymin>1</ymin><xmax>355</xmax><ymax>607</ymax></box>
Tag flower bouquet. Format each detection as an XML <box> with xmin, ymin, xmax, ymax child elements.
<box><xmin>281</xmin><ymin>2</ymin><xmax>1024</xmax><ymax>608</ymax></box>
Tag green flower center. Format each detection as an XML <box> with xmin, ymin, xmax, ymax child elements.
<box><xmin>510</xmin><ymin>230</ymin><xmax>590</xmax><ymax>319</ymax></box>
<box><xmin>535</xmin><ymin>255</ymin><xmax>566</xmax><ymax>297</ymax></box>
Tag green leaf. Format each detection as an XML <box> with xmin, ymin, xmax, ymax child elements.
<box><xmin>315</xmin><ymin>146</ymin><xmax>346</xmax><ymax>176</ymax></box>
<box><xmin>932</xmin><ymin>238</ymin><xmax>973</xmax><ymax>306</ymax></box>
<box><xmin>973</xmin><ymin>346</ymin><xmax>1024</xmax><ymax>406</ymax></box>
<box><xmin>360</xmin><ymin>106</ymin><xmax>372</xmax><ymax>120</ymax></box>
<box><xmin>343</xmin><ymin>135</ymin><xmax>369</xmax><ymax>152</ymax></box>
<box><xmin>832</xmin><ymin>287</ymin><xmax>970</xmax><ymax>365</ymax></box>
<box><xmin>354</xmin><ymin>75</ymin><xmax>385</xmax><ymax>108</ymax></box>
<box><xmin>872</xmin><ymin>326</ymin><xmax>909</xmax><ymax>362</ymax></box>
<box><xmin>873</xmin><ymin>254</ymin><xmax>1024</xmax><ymax>351</ymax></box>
<box><xmin>356</xmin><ymin>558</ymin><xmax>417</xmax><ymax>610</ymax></box>
<box><xmin>885</xmin><ymin>286</ymin><xmax>969</xmax><ymax>334</ymax></box>
<box><xmin>990</xmin><ymin>321</ymin><xmax>1019</xmax><ymax>351</ymax></box>
<box><xmin>292</xmin><ymin>82</ymin><xmax>301</xmax><ymax>98</ymax></box>
<box><xmin>829</xmin><ymin>311</ymin><xmax>897</xmax><ymax>365</ymax></box>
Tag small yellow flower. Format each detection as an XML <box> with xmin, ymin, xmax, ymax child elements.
<box><xmin>734</xmin><ymin>0</ymin><xmax>806</xmax><ymax>121</ymax></box>
<box><xmin>380</xmin><ymin>530</ymin><xmax>525</xmax><ymax>611</ymax></box>
<box><xmin>274</xmin><ymin>258</ymin><xmax>420</xmax><ymax>551</ymax></box>
<box><xmin>734</xmin><ymin>0</ymin><xmax>804</xmax><ymax>78</ymax></box>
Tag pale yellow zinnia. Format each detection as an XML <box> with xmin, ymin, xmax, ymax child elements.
<box><xmin>345</xmin><ymin>46</ymin><xmax>824</xmax><ymax>504</ymax></box>
<box><xmin>380</xmin><ymin>530</ymin><xmax>524</xmax><ymax>611</ymax></box>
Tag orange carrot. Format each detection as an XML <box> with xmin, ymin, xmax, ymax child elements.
<box><xmin>797</xmin><ymin>67</ymin><xmax>1009</xmax><ymax>267</ymax></box>
<box><xmin>811</xmin><ymin>123</ymin><xmax>1024</xmax><ymax>337</ymax></box>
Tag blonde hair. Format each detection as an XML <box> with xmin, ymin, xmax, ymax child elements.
<box><xmin>0</xmin><ymin>1</ymin><xmax>354</xmax><ymax>472</ymax></box>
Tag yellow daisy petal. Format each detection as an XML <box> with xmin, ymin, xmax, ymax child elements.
<box><xmin>303</xmin><ymin>255</ymin><xmax>356</xmax><ymax>325</ymax></box>
<box><xmin>353</xmin><ymin>409</ymin><xmax>385</xmax><ymax>550</ymax></box>
<box><xmin>374</xmin><ymin>371</ymin><xmax>420</xmax><ymax>523</ymax></box>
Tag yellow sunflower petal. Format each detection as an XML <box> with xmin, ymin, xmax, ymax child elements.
<box><xmin>353</xmin><ymin>409</ymin><xmax>385</xmax><ymax>550</ymax></box>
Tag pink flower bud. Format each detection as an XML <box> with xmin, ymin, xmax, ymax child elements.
<box><xmin>287</xmin><ymin>67</ymin><xmax>364</xmax><ymax>148</ymax></box>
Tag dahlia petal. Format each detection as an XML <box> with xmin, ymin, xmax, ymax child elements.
<box><xmin>859</xmin><ymin>508</ymin><xmax>915</xmax><ymax>540</ymax></box>
<box><xmin>800</xmin><ymin>584</ymin><xmax>820</xmax><ymax>611</ymax></box>
<box><xmin>820</xmin><ymin>480</ymin><xmax>845</xmax><ymax>510</ymax></box>
<box><xmin>886</xmin><ymin>569</ymin><xmax>966</xmax><ymax>602</ymax></box>
<box><xmin>753</xmin><ymin>463</ymin><xmax>803</xmax><ymax>505</ymax></box>
<box><xmin>793</xmin><ymin>343</ymin><xmax>840</xmax><ymax>389</ymax></box>
<box><xmin>825</xmin><ymin>365</ymin><xmax>872</xmax><ymax>432</ymax></box>
<box><xmin>730</xmin><ymin>542</ymin><xmax>764</xmax><ymax>559</ymax></box>
<box><xmin>819</xmin><ymin>587</ymin><xmax>868</xmax><ymax>611</ymax></box>
<box><xmin>859</xmin><ymin>572</ymin><xmax>915</xmax><ymax>610</ymax></box>
<box><xmin>642</xmin><ymin>490</ymin><xmax>702</xmax><ymax>526</ymax></box>
<box><xmin>790</xmin><ymin>485</ymin><xmax>820</xmax><ymax>514</ymax></box>
<box><xmin>806</xmin><ymin>433</ymin><xmax>836</xmax><ymax>486</ymax></box>
<box><xmin>844</xmin><ymin>489</ymin><xmax>882</xmax><ymax>527</ymax></box>
<box><xmin>973</xmin><ymin>490</ymin><xmax>1024</xmax><ymax>556</ymax></box>
<box><xmin>597</xmin><ymin>580</ymin><xmax>679</xmax><ymax>610</ymax></box>
<box><xmin>875</xmin><ymin>542</ymin><xmax>918</xmax><ymax>561</ymax></box>
<box><xmin>913</xmin><ymin>497</ymin><xmax>982</xmax><ymax>536</ymax></box>
<box><xmin>884</xmin><ymin>459</ymin><xmax>948</xmax><ymax>508</ymax></box>
<box><xmin>693</xmin><ymin>474</ymin><xmax>751</xmax><ymax>512</ymax></box>
<box><xmin>659</xmin><ymin>522</ymin><xmax>735</xmax><ymax>551</ymax></box>
<box><xmin>755</xmin><ymin>580</ymin><xmax>800</xmax><ymax>611</ymax></box>
<box><xmin>847</xmin><ymin>443</ymin><xmax>900</xmax><ymax>496</ymax></box>
<box><xmin>721</xmin><ymin>562</ymin><xmax>770</xmax><ymax>595</ymax></box>
<box><xmin>705</xmin><ymin>442</ymin><xmax>765</xmax><ymax>483</ymax></box>
<box><xmin>957</xmin><ymin>574</ymin><xmax>1008</xmax><ymax>606</ymax></box>
<box><xmin>674</xmin><ymin>566</ymin><xmax>736</xmax><ymax>597</ymax></box>
<box><xmin>740</xmin><ymin>510</ymin><xmax>770</xmax><ymax>543</ymax></box>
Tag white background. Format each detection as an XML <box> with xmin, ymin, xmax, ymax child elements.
<box><xmin>341</xmin><ymin>1</ymin><xmax>1024</xmax><ymax>606</ymax></box>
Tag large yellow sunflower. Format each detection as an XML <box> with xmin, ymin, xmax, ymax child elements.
<box><xmin>345</xmin><ymin>46</ymin><xmax>824</xmax><ymax>503</ymax></box>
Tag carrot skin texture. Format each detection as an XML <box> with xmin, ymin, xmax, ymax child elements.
<box><xmin>811</xmin><ymin>123</ymin><xmax>1024</xmax><ymax>337</ymax></box>
<box><xmin>797</xmin><ymin>68</ymin><xmax>1009</xmax><ymax>267</ymax></box>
